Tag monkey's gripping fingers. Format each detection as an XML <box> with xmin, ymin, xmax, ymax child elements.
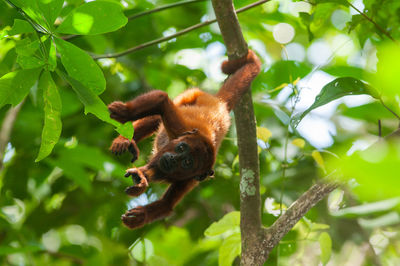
<box><xmin>121</xmin><ymin>206</ymin><xmax>147</xmax><ymax>229</ymax></box>
<box><xmin>108</xmin><ymin>101</ymin><xmax>132</xmax><ymax>123</ymax></box>
<box><xmin>122</xmin><ymin>201</ymin><xmax>173</xmax><ymax>229</ymax></box>
<box><xmin>124</xmin><ymin>168</ymin><xmax>148</xmax><ymax>197</ymax></box>
<box><xmin>110</xmin><ymin>136</ymin><xmax>139</xmax><ymax>162</ymax></box>
<box><xmin>221</xmin><ymin>50</ymin><xmax>260</xmax><ymax>75</ymax></box>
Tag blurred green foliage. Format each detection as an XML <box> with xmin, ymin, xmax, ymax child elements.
<box><xmin>0</xmin><ymin>0</ymin><xmax>399</xmax><ymax>265</ymax></box>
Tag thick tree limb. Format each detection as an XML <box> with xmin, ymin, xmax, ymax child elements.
<box><xmin>210</xmin><ymin>1</ymin><xmax>341</xmax><ymax>265</ymax></box>
<box><xmin>210</xmin><ymin>0</ymin><xmax>264</xmax><ymax>265</ymax></box>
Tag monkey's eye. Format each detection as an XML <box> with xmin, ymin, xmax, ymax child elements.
<box><xmin>175</xmin><ymin>142</ymin><xmax>190</xmax><ymax>154</ymax></box>
<box><xmin>181</xmin><ymin>156</ymin><xmax>194</xmax><ymax>169</ymax></box>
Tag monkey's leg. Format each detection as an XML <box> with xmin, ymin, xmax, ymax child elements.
<box><xmin>109</xmin><ymin>90</ymin><xmax>189</xmax><ymax>138</ymax></box>
<box><xmin>110</xmin><ymin>115</ymin><xmax>161</xmax><ymax>162</ymax></box>
<box><xmin>122</xmin><ymin>179</ymin><xmax>198</xmax><ymax>229</ymax></box>
<box><xmin>217</xmin><ymin>50</ymin><xmax>261</xmax><ymax>111</ymax></box>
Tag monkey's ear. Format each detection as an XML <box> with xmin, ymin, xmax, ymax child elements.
<box><xmin>194</xmin><ymin>169</ymin><xmax>214</xmax><ymax>182</ymax></box>
<box><xmin>180</xmin><ymin>128</ymin><xmax>199</xmax><ymax>136</ymax></box>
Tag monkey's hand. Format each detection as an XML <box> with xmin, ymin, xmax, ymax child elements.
<box><xmin>221</xmin><ymin>50</ymin><xmax>260</xmax><ymax>75</ymax></box>
<box><xmin>110</xmin><ymin>135</ymin><xmax>139</xmax><ymax>162</ymax></box>
<box><xmin>122</xmin><ymin>206</ymin><xmax>147</xmax><ymax>229</ymax></box>
<box><xmin>124</xmin><ymin>168</ymin><xmax>148</xmax><ymax>197</ymax></box>
<box><xmin>108</xmin><ymin>101</ymin><xmax>132</xmax><ymax>123</ymax></box>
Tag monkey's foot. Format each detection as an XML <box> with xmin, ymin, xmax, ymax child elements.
<box><xmin>110</xmin><ymin>136</ymin><xmax>139</xmax><ymax>162</ymax></box>
<box><xmin>108</xmin><ymin>101</ymin><xmax>131</xmax><ymax>123</ymax></box>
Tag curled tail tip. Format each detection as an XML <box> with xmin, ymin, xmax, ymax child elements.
<box><xmin>221</xmin><ymin>50</ymin><xmax>261</xmax><ymax>75</ymax></box>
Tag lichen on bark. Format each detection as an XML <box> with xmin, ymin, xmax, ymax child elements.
<box><xmin>240</xmin><ymin>169</ymin><xmax>256</xmax><ymax>196</ymax></box>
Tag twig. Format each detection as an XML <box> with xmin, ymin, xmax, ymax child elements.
<box><xmin>379</xmin><ymin>99</ymin><xmax>400</xmax><ymax>120</ymax></box>
<box><xmin>43</xmin><ymin>250</ymin><xmax>84</xmax><ymax>265</ymax></box>
<box><xmin>92</xmin><ymin>0</ymin><xmax>270</xmax><ymax>59</ymax></box>
<box><xmin>347</xmin><ymin>1</ymin><xmax>397</xmax><ymax>43</ymax></box>
<box><xmin>0</xmin><ymin>102</ymin><xmax>24</xmax><ymax>173</ymax></box>
<box><xmin>128</xmin><ymin>0</ymin><xmax>207</xmax><ymax>21</ymax></box>
<box><xmin>378</xmin><ymin>119</ymin><xmax>382</xmax><ymax>138</ymax></box>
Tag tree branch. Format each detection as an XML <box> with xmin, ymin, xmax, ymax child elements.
<box><xmin>210</xmin><ymin>0</ymin><xmax>266</xmax><ymax>265</ymax></box>
<box><xmin>262</xmin><ymin>182</ymin><xmax>339</xmax><ymax>257</ymax></box>
<box><xmin>92</xmin><ymin>0</ymin><xmax>270</xmax><ymax>59</ymax></box>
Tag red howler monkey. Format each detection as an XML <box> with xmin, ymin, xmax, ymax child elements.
<box><xmin>108</xmin><ymin>50</ymin><xmax>261</xmax><ymax>229</ymax></box>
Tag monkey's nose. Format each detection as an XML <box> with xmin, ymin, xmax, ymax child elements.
<box><xmin>159</xmin><ymin>152</ymin><xmax>178</xmax><ymax>173</ymax></box>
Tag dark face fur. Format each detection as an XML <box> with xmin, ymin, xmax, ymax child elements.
<box><xmin>148</xmin><ymin>134</ymin><xmax>215</xmax><ymax>181</ymax></box>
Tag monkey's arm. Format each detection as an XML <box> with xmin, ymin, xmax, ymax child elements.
<box><xmin>121</xmin><ymin>179</ymin><xmax>198</xmax><ymax>229</ymax></box>
<box><xmin>216</xmin><ymin>50</ymin><xmax>261</xmax><ymax>111</ymax></box>
<box><xmin>108</xmin><ymin>90</ymin><xmax>189</xmax><ymax>139</ymax></box>
<box><xmin>110</xmin><ymin>115</ymin><xmax>161</xmax><ymax>162</ymax></box>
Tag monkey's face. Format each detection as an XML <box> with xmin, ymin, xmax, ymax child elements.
<box><xmin>149</xmin><ymin>134</ymin><xmax>215</xmax><ymax>181</ymax></box>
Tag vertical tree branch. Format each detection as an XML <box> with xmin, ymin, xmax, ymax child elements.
<box><xmin>210</xmin><ymin>0</ymin><xmax>264</xmax><ymax>265</ymax></box>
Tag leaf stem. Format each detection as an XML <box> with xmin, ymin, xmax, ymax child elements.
<box><xmin>379</xmin><ymin>99</ymin><xmax>400</xmax><ymax>120</ymax></box>
<box><xmin>5</xmin><ymin>0</ymin><xmax>49</xmax><ymax>34</ymax></box>
<box><xmin>92</xmin><ymin>0</ymin><xmax>270</xmax><ymax>59</ymax></box>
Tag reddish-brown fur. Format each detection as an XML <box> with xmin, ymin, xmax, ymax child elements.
<box><xmin>109</xmin><ymin>50</ymin><xmax>261</xmax><ymax>229</ymax></box>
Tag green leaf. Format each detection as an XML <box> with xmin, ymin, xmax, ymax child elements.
<box><xmin>204</xmin><ymin>211</ymin><xmax>240</xmax><ymax>237</ymax></box>
<box><xmin>56</xmin><ymin>68</ymin><xmax>133</xmax><ymax>139</ymax></box>
<box><xmin>318</xmin><ymin>232</ymin><xmax>332</xmax><ymax>265</ymax></box>
<box><xmin>219</xmin><ymin>233</ymin><xmax>241</xmax><ymax>266</ymax></box>
<box><xmin>36</xmin><ymin>71</ymin><xmax>62</xmax><ymax>162</ymax></box>
<box><xmin>56</xmin><ymin>1</ymin><xmax>128</xmax><ymax>35</ymax></box>
<box><xmin>0</xmin><ymin>68</ymin><xmax>42</xmax><ymax>109</ymax></box>
<box><xmin>61</xmin><ymin>143</ymin><xmax>125</xmax><ymax>175</ymax></box>
<box><xmin>54</xmin><ymin>38</ymin><xmax>105</xmax><ymax>95</ymax></box>
<box><xmin>17</xmin><ymin>54</ymin><xmax>45</xmax><ymax>69</ymax></box>
<box><xmin>299</xmin><ymin>12</ymin><xmax>314</xmax><ymax>41</ymax></box>
<box><xmin>37</xmin><ymin>0</ymin><xmax>64</xmax><ymax>26</ymax></box>
<box><xmin>322</xmin><ymin>65</ymin><xmax>364</xmax><ymax>80</ymax></box>
<box><xmin>263</xmin><ymin>61</ymin><xmax>312</xmax><ymax>92</ymax></box>
<box><xmin>331</xmin><ymin>198</ymin><xmax>400</xmax><ymax>218</ymax></box>
<box><xmin>8</xmin><ymin>19</ymin><xmax>35</xmax><ymax>35</ymax></box>
<box><xmin>340</xmin><ymin>102</ymin><xmax>394</xmax><ymax>121</ymax></box>
<box><xmin>47</xmin><ymin>157</ymin><xmax>91</xmax><ymax>192</ymax></box>
<box><xmin>117</xmin><ymin>122</ymin><xmax>134</xmax><ymax>139</ymax></box>
<box><xmin>130</xmin><ymin>238</ymin><xmax>154</xmax><ymax>263</ymax></box>
<box><xmin>16</xmin><ymin>39</ymin><xmax>40</xmax><ymax>56</ymax></box>
<box><xmin>332</xmin><ymin>140</ymin><xmax>400</xmax><ymax>202</ymax></box>
<box><xmin>371</xmin><ymin>43</ymin><xmax>400</xmax><ymax>102</ymax></box>
<box><xmin>292</xmin><ymin>77</ymin><xmax>380</xmax><ymax>128</ymax></box>
<box><xmin>8</xmin><ymin>0</ymin><xmax>48</xmax><ymax>30</ymax></box>
<box><xmin>0</xmin><ymin>244</ymin><xmax>42</xmax><ymax>255</ymax></box>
